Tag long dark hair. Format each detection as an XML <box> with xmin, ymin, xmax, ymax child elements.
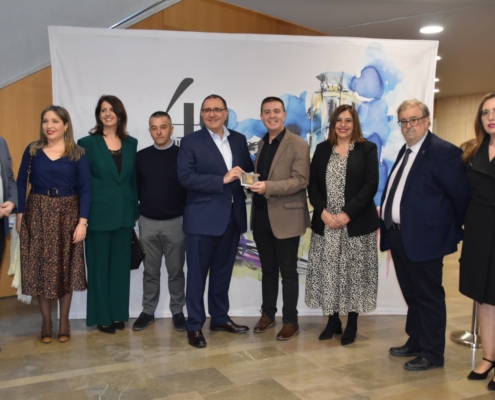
<box><xmin>89</xmin><ymin>95</ymin><xmax>129</xmax><ymax>139</ymax></box>
<box><xmin>327</xmin><ymin>104</ymin><xmax>365</xmax><ymax>146</ymax></box>
<box><xmin>461</xmin><ymin>92</ymin><xmax>495</xmax><ymax>164</ymax></box>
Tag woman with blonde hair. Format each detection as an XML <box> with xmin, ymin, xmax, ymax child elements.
<box><xmin>17</xmin><ymin>105</ymin><xmax>91</xmax><ymax>343</ymax></box>
<box><xmin>459</xmin><ymin>93</ymin><xmax>495</xmax><ymax>390</ymax></box>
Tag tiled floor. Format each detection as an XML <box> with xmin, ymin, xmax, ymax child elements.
<box><xmin>0</xmin><ymin>249</ymin><xmax>493</xmax><ymax>399</ymax></box>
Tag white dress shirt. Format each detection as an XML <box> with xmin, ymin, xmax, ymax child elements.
<box><xmin>208</xmin><ymin>126</ymin><xmax>233</xmax><ymax>171</ymax></box>
<box><xmin>382</xmin><ymin>132</ymin><xmax>428</xmax><ymax>224</ymax></box>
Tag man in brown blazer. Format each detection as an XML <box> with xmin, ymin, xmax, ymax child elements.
<box><xmin>248</xmin><ymin>96</ymin><xmax>310</xmax><ymax>340</ymax></box>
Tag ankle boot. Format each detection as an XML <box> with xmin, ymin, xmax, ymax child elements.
<box><xmin>341</xmin><ymin>312</ymin><xmax>358</xmax><ymax>346</ymax></box>
<box><xmin>319</xmin><ymin>312</ymin><xmax>342</xmax><ymax>340</ymax></box>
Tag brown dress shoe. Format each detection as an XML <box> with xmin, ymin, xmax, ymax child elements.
<box><xmin>210</xmin><ymin>319</ymin><xmax>249</xmax><ymax>334</ymax></box>
<box><xmin>187</xmin><ymin>330</ymin><xmax>207</xmax><ymax>348</ymax></box>
<box><xmin>253</xmin><ymin>313</ymin><xmax>275</xmax><ymax>333</ymax></box>
<box><xmin>276</xmin><ymin>323</ymin><xmax>299</xmax><ymax>341</ymax></box>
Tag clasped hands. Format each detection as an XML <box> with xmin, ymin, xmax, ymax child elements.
<box><xmin>0</xmin><ymin>201</ymin><xmax>15</xmax><ymax>219</ymax></box>
<box><xmin>321</xmin><ymin>209</ymin><xmax>350</xmax><ymax>229</ymax></box>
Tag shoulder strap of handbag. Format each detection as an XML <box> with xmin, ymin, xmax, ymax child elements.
<box><xmin>26</xmin><ymin>155</ymin><xmax>33</xmax><ymax>199</ymax></box>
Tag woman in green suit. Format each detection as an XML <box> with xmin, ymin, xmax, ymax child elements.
<box><xmin>78</xmin><ymin>95</ymin><xmax>139</xmax><ymax>334</ymax></box>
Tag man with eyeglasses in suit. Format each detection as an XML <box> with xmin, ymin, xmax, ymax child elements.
<box><xmin>380</xmin><ymin>99</ymin><xmax>470</xmax><ymax>371</ymax></box>
<box><xmin>177</xmin><ymin>94</ymin><xmax>254</xmax><ymax>348</ymax></box>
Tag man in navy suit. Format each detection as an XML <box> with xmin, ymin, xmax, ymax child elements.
<box><xmin>380</xmin><ymin>99</ymin><xmax>470</xmax><ymax>371</ymax></box>
<box><xmin>178</xmin><ymin>94</ymin><xmax>254</xmax><ymax>348</ymax></box>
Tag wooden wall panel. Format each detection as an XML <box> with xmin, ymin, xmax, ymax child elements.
<box><xmin>434</xmin><ymin>92</ymin><xmax>487</xmax><ymax>147</ymax></box>
<box><xmin>0</xmin><ymin>0</ymin><xmax>323</xmax><ymax>297</ymax></box>
<box><xmin>0</xmin><ymin>67</ymin><xmax>52</xmax><ymax>297</ymax></box>
<box><xmin>130</xmin><ymin>0</ymin><xmax>325</xmax><ymax>35</ymax></box>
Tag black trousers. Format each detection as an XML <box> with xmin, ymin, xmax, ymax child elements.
<box><xmin>388</xmin><ymin>228</ymin><xmax>446</xmax><ymax>366</ymax></box>
<box><xmin>252</xmin><ymin>207</ymin><xmax>300</xmax><ymax>324</ymax></box>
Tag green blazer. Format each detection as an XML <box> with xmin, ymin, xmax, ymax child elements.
<box><xmin>77</xmin><ymin>134</ymin><xmax>139</xmax><ymax>231</ymax></box>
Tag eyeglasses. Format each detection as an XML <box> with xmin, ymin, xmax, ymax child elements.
<box><xmin>398</xmin><ymin>116</ymin><xmax>427</xmax><ymax>128</ymax></box>
<box><xmin>481</xmin><ymin>108</ymin><xmax>495</xmax><ymax>119</ymax></box>
<box><xmin>201</xmin><ymin>108</ymin><xmax>226</xmax><ymax>114</ymax></box>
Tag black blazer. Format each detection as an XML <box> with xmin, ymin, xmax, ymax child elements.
<box><xmin>308</xmin><ymin>140</ymin><xmax>379</xmax><ymax>237</ymax></box>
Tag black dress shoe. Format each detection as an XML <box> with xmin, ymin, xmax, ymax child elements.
<box><xmin>132</xmin><ymin>312</ymin><xmax>155</xmax><ymax>331</ymax></box>
<box><xmin>98</xmin><ymin>325</ymin><xmax>116</xmax><ymax>334</ymax></box>
<box><xmin>210</xmin><ymin>319</ymin><xmax>249</xmax><ymax>334</ymax></box>
<box><xmin>113</xmin><ymin>321</ymin><xmax>125</xmax><ymax>330</ymax></box>
<box><xmin>172</xmin><ymin>312</ymin><xmax>186</xmax><ymax>332</ymax></box>
<box><xmin>389</xmin><ymin>345</ymin><xmax>420</xmax><ymax>357</ymax></box>
<box><xmin>404</xmin><ymin>356</ymin><xmax>441</xmax><ymax>371</ymax></box>
<box><xmin>187</xmin><ymin>330</ymin><xmax>207</xmax><ymax>348</ymax></box>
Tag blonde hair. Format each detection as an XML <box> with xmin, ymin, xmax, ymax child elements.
<box><xmin>30</xmin><ymin>105</ymin><xmax>84</xmax><ymax>161</ymax></box>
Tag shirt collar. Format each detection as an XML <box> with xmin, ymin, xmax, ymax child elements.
<box><xmin>407</xmin><ymin>130</ymin><xmax>429</xmax><ymax>154</ymax></box>
<box><xmin>207</xmin><ymin>126</ymin><xmax>230</xmax><ymax>141</ymax></box>
<box><xmin>154</xmin><ymin>141</ymin><xmax>174</xmax><ymax>150</ymax></box>
<box><xmin>263</xmin><ymin>127</ymin><xmax>286</xmax><ymax>144</ymax></box>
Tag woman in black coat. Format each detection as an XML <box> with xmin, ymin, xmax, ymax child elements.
<box><xmin>459</xmin><ymin>92</ymin><xmax>495</xmax><ymax>390</ymax></box>
<box><xmin>305</xmin><ymin>104</ymin><xmax>379</xmax><ymax>345</ymax></box>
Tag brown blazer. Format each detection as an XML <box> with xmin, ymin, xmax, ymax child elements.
<box><xmin>253</xmin><ymin>129</ymin><xmax>310</xmax><ymax>239</ymax></box>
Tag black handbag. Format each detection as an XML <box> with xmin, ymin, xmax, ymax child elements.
<box><xmin>131</xmin><ymin>229</ymin><xmax>145</xmax><ymax>270</ymax></box>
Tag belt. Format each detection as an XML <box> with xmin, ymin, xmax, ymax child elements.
<box><xmin>389</xmin><ymin>223</ymin><xmax>401</xmax><ymax>230</ymax></box>
<box><xmin>31</xmin><ymin>186</ymin><xmax>77</xmax><ymax>197</ymax></box>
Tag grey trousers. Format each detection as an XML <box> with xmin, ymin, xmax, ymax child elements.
<box><xmin>138</xmin><ymin>215</ymin><xmax>186</xmax><ymax>316</ymax></box>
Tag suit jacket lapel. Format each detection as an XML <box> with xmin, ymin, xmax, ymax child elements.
<box><xmin>120</xmin><ymin>138</ymin><xmax>131</xmax><ymax>179</ymax></box>
<box><xmin>95</xmin><ymin>134</ymin><xmax>120</xmax><ymax>182</ymax></box>
<box><xmin>202</xmin><ymin>127</ymin><xmax>229</xmax><ymax>172</ymax></box>
<box><xmin>228</xmin><ymin>132</ymin><xmax>239</xmax><ymax>168</ymax></box>
<box><xmin>469</xmin><ymin>137</ymin><xmax>495</xmax><ymax>178</ymax></box>
<box><xmin>402</xmin><ymin>131</ymin><xmax>431</xmax><ymax>196</ymax></box>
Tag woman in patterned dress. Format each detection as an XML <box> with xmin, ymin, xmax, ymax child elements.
<box><xmin>306</xmin><ymin>104</ymin><xmax>379</xmax><ymax>345</ymax></box>
<box><xmin>17</xmin><ymin>105</ymin><xmax>91</xmax><ymax>343</ymax></box>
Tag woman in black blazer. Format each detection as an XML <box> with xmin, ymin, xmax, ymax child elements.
<box><xmin>305</xmin><ymin>104</ymin><xmax>379</xmax><ymax>345</ymax></box>
<box><xmin>459</xmin><ymin>92</ymin><xmax>495</xmax><ymax>390</ymax></box>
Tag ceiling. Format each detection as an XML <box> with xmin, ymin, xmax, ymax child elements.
<box><xmin>223</xmin><ymin>0</ymin><xmax>495</xmax><ymax>98</ymax></box>
<box><xmin>0</xmin><ymin>0</ymin><xmax>177</xmax><ymax>89</ymax></box>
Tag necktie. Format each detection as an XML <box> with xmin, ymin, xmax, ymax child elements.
<box><xmin>384</xmin><ymin>148</ymin><xmax>412</xmax><ymax>229</ymax></box>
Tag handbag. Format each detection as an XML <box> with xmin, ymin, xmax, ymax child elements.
<box><xmin>131</xmin><ymin>229</ymin><xmax>145</xmax><ymax>270</ymax></box>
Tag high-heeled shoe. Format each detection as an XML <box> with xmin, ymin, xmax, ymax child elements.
<box><xmin>319</xmin><ymin>313</ymin><xmax>342</xmax><ymax>340</ymax></box>
<box><xmin>468</xmin><ymin>358</ymin><xmax>495</xmax><ymax>380</ymax></box>
<box><xmin>58</xmin><ymin>322</ymin><xmax>71</xmax><ymax>343</ymax></box>
<box><xmin>40</xmin><ymin>322</ymin><xmax>53</xmax><ymax>344</ymax></box>
<box><xmin>98</xmin><ymin>325</ymin><xmax>116</xmax><ymax>334</ymax></box>
<box><xmin>341</xmin><ymin>312</ymin><xmax>358</xmax><ymax>346</ymax></box>
<box><xmin>113</xmin><ymin>321</ymin><xmax>125</xmax><ymax>330</ymax></box>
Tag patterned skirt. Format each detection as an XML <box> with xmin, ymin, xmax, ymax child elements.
<box><xmin>305</xmin><ymin>227</ymin><xmax>378</xmax><ymax>315</ymax></box>
<box><xmin>20</xmin><ymin>194</ymin><xmax>87</xmax><ymax>299</ymax></box>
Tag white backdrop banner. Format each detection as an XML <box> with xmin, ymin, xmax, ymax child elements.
<box><xmin>49</xmin><ymin>26</ymin><xmax>438</xmax><ymax>319</ymax></box>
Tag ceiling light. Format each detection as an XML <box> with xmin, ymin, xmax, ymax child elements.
<box><xmin>420</xmin><ymin>26</ymin><xmax>444</xmax><ymax>34</ymax></box>
<box><xmin>434</xmin><ymin>89</ymin><xmax>440</xmax><ymax>93</ymax></box>
<box><xmin>435</xmin><ymin>78</ymin><xmax>439</xmax><ymax>82</ymax></box>
<box><xmin>436</xmin><ymin>56</ymin><xmax>441</xmax><ymax>61</ymax></box>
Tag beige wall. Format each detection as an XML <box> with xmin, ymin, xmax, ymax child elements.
<box><xmin>434</xmin><ymin>93</ymin><xmax>487</xmax><ymax>147</ymax></box>
<box><xmin>0</xmin><ymin>0</ymin><xmax>324</xmax><ymax>297</ymax></box>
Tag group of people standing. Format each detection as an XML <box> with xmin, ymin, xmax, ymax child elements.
<box><xmin>2</xmin><ymin>92</ymin><xmax>495</xmax><ymax>390</ymax></box>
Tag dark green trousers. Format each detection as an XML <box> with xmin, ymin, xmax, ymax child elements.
<box><xmin>85</xmin><ymin>227</ymin><xmax>132</xmax><ymax>327</ymax></box>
